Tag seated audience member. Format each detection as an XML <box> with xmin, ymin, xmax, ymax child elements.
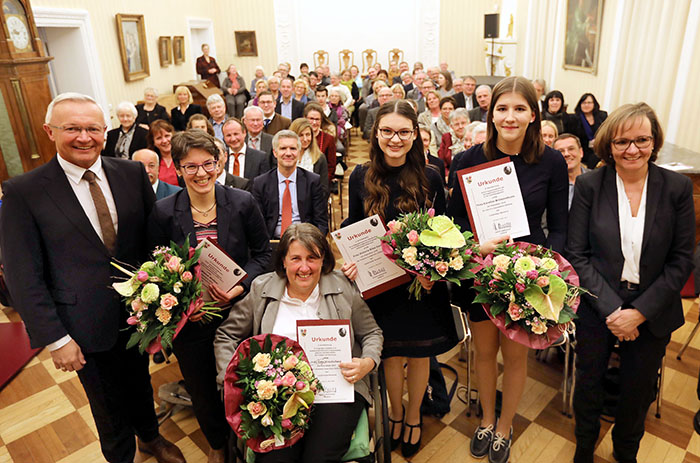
<box><xmin>103</xmin><ymin>101</ymin><xmax>148</xmax><ymax>158</ymax></box>
<box><xmin>468</xmin><ymin>85</ymin><xmax>491</xmax><ymax>122</ymax></box>
<box><xmin>350</xmin><ymin>65</ymin><xmax>363</xmax><ymax>93</ymax></box>
<box><xmin>401</xmin><ymin>71</ymin><xmax>415</xmax><ymax>93</ymax></box>
<box><xmin>206</xmin><ymin>94</ymin><xmax>228</xmax><ymax>142</ymax></box>
<box><xmin>376</xmin><ymin>69</ymin><xmax>390</xmax><ymax>86</ymax></box>
<box><xmin>304</xmin><ymin>103</ymin><xmax>337</xmax><ymax>185</ymax></box>
<box><xmin>306</xmin><ymin>71</ymin><xmax>320</xmax><ymax>100</ymax></box>
<box><xmin>453</xmin><ymin>75</ymin><xmax>478</xmax><ymax>110</ymax></box>
<box><xmin>314</xmin><ymin>86</ymin><xmax>336</xmax><ymax>124</ymax></box>
<box><xmin>267</xmin><ymin>75</ymin><xmax>281</xmax><ymax>102</ymax></box>
<box><xmin>413</xmin><ymin>61</ymin><xmax>424</xmax><ymax>74</ymax></box>
<box><xmin>327</xmin><ymin>72</ymin><xmax>354</xmax><ymax>110</ymax></box>
<box><xmin>133</xmin><ymin>148</ymin><xmax>182</xmax><ymax>200</ymax></box>
<box><xmin>532</xmin><ymin>78</ymin><xmax>546</xmax><ymax>112</ymax></box>
<box><xmin>290</xmin><ymin>118</ymin><xmax>329</xmax><ymax>198</ymax></box>
<box><xmin>388</xmin><ymin>63</ymin><xmax>401</xmax><ymax>84</ymax></box>
<box><xmin>243</xmin><ymin>105</ymin><xmax>273</xmax><ymax>159</ymax></box>
<box><xmin>214</xmin><ymin>223</ymin><xmax>382</xmax><ymax>462</ymax></box>
<box><xmin>553</xmin><ymin>133</ymin><xmax>586</xmax><ymax>210</ymax></box>
<box><xmin>213</xmin><ymin>137</ymin><xmax>251</xmax><ymax>191</ymax></box>
<box><xmin>250</xmin><ymin>79</ymin><xmax>269</xmax><ymax>107</ymax></box>
<box><xmin>448</xmin><ymin>122</ymin><xmax>486</xmax><ymax>187</ymax></box>
<box><xmin>276</xmin><ymin>77</ymin><xmax>304</xmax><ymax>121</ymax></box>
<box><xmin>299</xmin><ymin>62</ymin><xmax>309</xmax><ymax>76</ymax></box>
<box><xmin>136</xmin><ymin>87</ymin><xmax>170</xmax><ymax>129</ymax></box>
<box><xmin>412</xmin><ymin>76</ymin><xmax>436</xmax><ymax>113</ymax></box>
<box><xmin>440</xmin><ymin>61</ymin><xmax>456</xmax><ymax>79</ymax></box>
<box><xmin>452</xmin><ymin>78</ymin><xmax>464</xmax><ymax>95</ymax></box>
<box><xmin>171</xmin><ymin>86</ymin><xmax>202</xmax><ymax>131</ymax></box>
<box><xmin>328</xmin><ymin>88</ymin><xmax>350</xmax><ymax>145</ymax></box>
<box><xmin>258</xmin><ymin>91</ymin><xmax>291</xmax><ymax>135</ymax></box>
<box><xmin>393</xmin><ymin>61</ymin><xmax>410</xmax><ymax>84</ymax></box>
<box><xmin>223</xmin><ymin>118</ymin><xmax>269</xmax><ymax>180</ymax></box>
<box><xmin>148</xmin><ymin>130</ymin><xmax>270</xmax><ymax>463</ymax></box>
<box><xmin>293</xmin><ymin>79</ymin><xmax>309</xmax><ymax>104</ymax></box>
<box><xmin>341</xmin><ymin>69</ymin><xmax>360</xmax><ymax>103</ymax></box>
<box><xmin>542</xmin><ymin>90</ymin><xmax>568</xmax><ymax>133</ymax></box>
<box><xmin>361</xmin><ymin>67</ymin><xmax>378</xmax><ymax>99</ymax></box>
<box><xmin>252</xmin><ymin>130</ymin><xmax>328</xmax><ymax>238</ymax></box>
<box><xmin>419</xmin><ymin>126</ymin><xmax>445</xmax><ymax>183</ymax></box>
<box><xmin>363</xmin><ymin>87</ymin><xmax>395</xmax><ymax>140</ymax></box>
<box><xmin>436</xmin><ymin>71</ymin><xmax>455</xmax><ymax>98</ymax></box>
<box><xmin>407</xmin><ymin>71</ymin><xmax>426</xmax><ymax>99</ymax></box>
<box><xmin>359</xmin><ymin>80</ymin><xmax>387</xmax><ymax>131</ymax></box>
<box><xmin>427</xmin><ymin>66</ymin><xmax>440</xmax><ymax>83</ymax></box>
<box><xmin>148</xmin><ymin>119</ymin><xmax>179</xmax><ymax>186</ymax></box>
<box><xmin>571</xmin><ymin>92</ymin><xmax>608</xmax><ymax>169</ymax></box>
<box><xmin>431</xmin><ymin>96</ymin><xmax>456</xmax><ymax>149</ymax></box>
<box><xmin>250</xmin><ymin>65</ymin><xmax>267</xmax><ymax>98</ymax></box>
<box><xmin>187</xmin><ymin>113</ymin><xmax>215</xmax><ymax>136</ymax></box>
<box><xmin>222</xmin><ymin>64</ymin><xmax>248</xmax><ymax>119</ymax></box>
<box><xmin>320</xmin><ymin>64</ymin><xmax>331</xmax><ymax>86</ymax></box>
<box><xmin>281</xmin><ymin>62</ymin><xmax>295</xmax><ymax>81</ymax></box>
<box><xmin>417</xmin><ymin>90</ymin><xmax>442</xmax><ymax>128</ymax></box>
<box><xmin>196</xmin><ymin>43</ymin><xmax>220</xmax><ymax>87</ymax></box>
<box><xmin>541</xmin><ymin>120</ymin><xmax>559</xmax><ymax>147</ymax></box>
<box><xmin>437</xmin><ymin>107</ymin><xmax>471</xmax><ymax>174</ymax></box>
<box><xmin>391</xmin><ymin>83</ymin><xmax>406</xmax><ymax>100</ymax></box>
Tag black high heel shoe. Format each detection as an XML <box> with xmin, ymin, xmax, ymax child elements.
<box><xmin>389</xmin><ymin>406</ymin><xmax>405</xmax><ymax>451</ymax></box>
<box><xmin>401</xmin><ymin>416</ymin><xmax>423</xmax><ymax>458</ymax></box>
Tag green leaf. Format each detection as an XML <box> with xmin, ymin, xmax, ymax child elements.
<box><xmin>473</xmin><ymin>292</ymin><xmax>492</xmax><ymax>304</ymax></box>
<box><xmin>250</xmin><ymin>338</ymin><xmax>262</xmax><ymax>357</ymax></box>
<box><xmin>419</xmin><ymin>216</ymin><xmax>466</xmax><ymax>248</ymax></box>
<box><xmin>523</xmin><ymin>275</ymin><xmax>567</xmax><ymax>322</ymax></box>
<box><xmin>263</xmin><ymin>334</ymin><xmax>272</xmax><ymax>353</ymax></box>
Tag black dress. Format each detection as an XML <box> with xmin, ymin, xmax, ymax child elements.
<box><xmin>568</xmin><ymin>110</ymin><xmax>608</xmax><ymax>169</ymax></box>
<box><xmin>171</xmin><ymin>104</ymin><xmax>203</xmax><ymax>131</ymax></box>
<box><xmin>447</xmin><ymin>144</ymin><xmax>569</xmax><ymax>322</ymax></box>
<box><xmin>135</xmin><ymin>103</ymin><xmax>170</xmax><ymax>127</ymax></box>
<box><xmin>347</xmin><ymin>164</ymin><xmax>458</xmax><ymax>358</ymax></box>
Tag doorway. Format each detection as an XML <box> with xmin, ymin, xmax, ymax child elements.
<box><xmin>187</xmin><ymin>17</ymin><xmax>217</xmax><ymax>81</ymax></box>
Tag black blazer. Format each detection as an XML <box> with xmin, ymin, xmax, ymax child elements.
<box><xmin>453</xmin><ymin>92</ymin><xmax>478</xmax><ymax>110</ymax></box>
<box><xmin>252</xmin><ymin>168</ymin><xmax>328</xmax><ymax>237</ymax></box>
<box><xmin>171</xmin><ymin>104</ymin><xmax>203</xmax><ymax>131</ymax></box>
<box><xmin>235</xmin><ymin>146</ymin><xmax>270</xmax><ymax>180</ymax></box>
<box><xmin>102</xmin><ymin>125</ymin><xmax>149</xmax><ymax>158</ymax></box>
<box><xmin>147</xmin><ymin>184</ymin><xmax>271</xmax><ymax>293</ymax></box>
<box><xmin>275</xmin><ymin>99</ymin><xmax>305</xmax><ymax>121</ymax></box>
<box><xmin>0</xmin><ymin>157</ymin><xmax>155</xmax><ymax>351</ymax></box>
<box><xmin>135</xmin><ymin>103</ymin><xmax>170</xmax><ymax>127</ymax></box>
<box><xmin>566</xmin><ymin>164</ymin><xmax>695</xmax><ymax>337</ymax></box>
<box><xmin>224</xmin><ymin>173</ymin><xmax>252</xmax><ymax>192</ymax></box>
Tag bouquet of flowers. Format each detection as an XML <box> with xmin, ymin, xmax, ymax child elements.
<box><xmin>111</xmin><ymin>237</ymin><xmax>221</xmax><ymax>354</ymax></box>
<box><xmin>380</xmin><ymin>208</ymin><xmax>479</xmax><ymax>299</ymax></box>
<box><xmin>224</xmin><ymin>334</ymin><xmax>321</xmax><ymax>453</ymax></box>
<box><xmin>472</xmin><ymin>241</ymin><xmax>587</xmax><ymax>349</ymax></box>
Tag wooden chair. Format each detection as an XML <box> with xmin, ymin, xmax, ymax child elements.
<box><xmin>362</xmin><ymin>49</ymin><xmax>377</xmax><ymax>73</ymax></box>
<box><xmin>338</xmin><ymin>49</ymin><xmax>354</xmax><ymax>72</ymax></box>
<box><xmin>387</xmin><ymin>48</ymin><xmax>403</xmax><ymax>66</ymax></box>
<box><xmin>313</xmin><ymin>50</ymin><xmax>329</xmax><ymax>69</ymax></box>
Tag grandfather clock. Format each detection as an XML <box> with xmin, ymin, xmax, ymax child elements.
<box><xmin>0</xmin><ymin>0</ymin><xmax>54</xmax><ymax>180</ymax></box>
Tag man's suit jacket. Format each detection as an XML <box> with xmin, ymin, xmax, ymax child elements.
<box><xmin>156</xmin><ymin>179</ymin><xmax>182</xmax><ymax>200</ymax></box>
<box><xmin>224</xmin><ymin>173</ymin><xmax>252</xmax><ymax>192</ymax></box>
<box><xmin>566</xmin><ymin>164</ymin><xmax>695</xmax><ymax>337</ymax></box>
<box><xmin>148</xmin><ymin>184</ymin><xmax>270</xmax><ymax>293</ymax></box>
<box><xmin>275</xmin><ymin>99</ymin><xmax>304</xmax><ymax>121</ymax></box>
<box><xmin>245</xmin><ymin>132</ymin><xmax>272</xmax><ymax>156</ymax></box>
<box><xmin>263</xmin><ymin>114</ymin><xmax>291</xmax><ymax>135</ymax></box>
<box><xmin>406</xmin><ymin>88</ymin><xmax>421</xmax><ymax>100</ymax></box>
<box><xmin>102</xmin><ymin>125</ymin><xmax>149</xmax><ymax>158</ymax></box>
<box><xmin>226</xmin><ymin>146</ymin><xmax>269</xmax><ymax>180</ymax></box>
<box><xmin>468</xmin><ymin>107</ymin><xmax>488</xmax><ymax>122</ymax></box>
<box><xmin>0</xmin><ymin>156</ymin><xmax>155</xmax><ymax>352</ymax></box>
<box><xmin>453</xmin><ymin>92</ymin><xmax>478</xmax><ymax>110</ymax></box>
<box><xmin>251</xmin><ymin>168</ymin><xmax>328</xmax><ymax>237</ymax></box>
<box><xmin>363</xmin><ymin>106</ymin><xmax>380</xmax><ymax>140</ymax></box>
<box><xmin>403</xmin><ymin>82</ymin><xmax>415</xmax><ymax>94</ymax></box>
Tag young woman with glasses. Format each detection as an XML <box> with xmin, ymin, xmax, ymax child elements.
<box><xmin>147</xmin><ymin>130</ymin><xmax>271</xmax><ymax>463</ymax></box>
<box><xmin>343</xmin><ymin>100</ymin><xmax>458</xmax><ymax>459</ymax></box>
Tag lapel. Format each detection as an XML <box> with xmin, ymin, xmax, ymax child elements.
<box><xmin>600</xmin><ymin>166</ymin><xmax>622</xmax><ymax>254</ymax></box>
<box><xmin>296</xmin><ymin>168</ymin><xmax>308</xmax><ymax>219</ymax></box>
<box><xmin>155</xmin><ymin>181</ymin><xmax>165</xmax><ymax>200</ymax></box>
<box><xmin>102</xmin><ymin>157</ymin><xmax>131</xmax><ymax>254</ymax></box>
<box><xmin>214</xmin><ymin>185</ymin><xmax>231</xmax><ymax>251</ymax></box>
<box><xmin>268</xmin><ymin>170</ymin><xmax>280</xmax><ymax>230</ymax></box>
<box><xmin>640</xmin><ymin>163</ymin><xmax>662</xmax><ymax>255</ymax></box>
<box><xmin>41</xmin><ymin>157</ymin><xmax>109</xmax><ymax>256</ymax></box>
<box><xmin>244</xmin><ymin>147</ymin><xmax>256</xmax><ymax>178</ymax></box>
<box><xmin>173</xmin><ymin>189</ymin><xmax>196</xmax><ymax>245</ymax></box>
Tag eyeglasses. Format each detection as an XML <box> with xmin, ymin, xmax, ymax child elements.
<box><xmin>611</xmin><ymin>136</ymin><xmax>653</xmax><ymax>151</ymax></box>
<box><xmin>48</xmin><ymin>125</ymin><xmax>105</xmax><ymax>136</ymax></box>
<box><xmin>180</xmin><ymin>160</ymin><xmax>218</xmax><ymax>175</ymax></box>
<box><xmin>378</xmin><ymin>127</ymin><xmax>415</xmax><ymax>140</ymax></box>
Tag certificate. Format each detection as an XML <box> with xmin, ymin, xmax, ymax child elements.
<box><xmin>297</xmin><ymin>320</ymin><xmax>354</xmax><ymax>404</ymax></box>
<box><xmin>457</xmin><ymin>157</ymin><xmax>530</xmax><ymax>242</ymax></box>
<box><xmin>195</xmin><ymin>238</ymin><xmax>247</xmax><ymax>301</ymax></box>
<box><xmin>332</xmin><ymin>215</ymin><xmax>410</xmax><ymax>299</ymax></box>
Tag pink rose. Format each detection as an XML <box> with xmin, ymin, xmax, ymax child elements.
<box><xmin>181</xmin><ymin>271</ymin><xmax>193</xmax><ymax>282</ymax></box>
<box><xmin>131</xmin><ymin>298</ymin><xmax>146</xmax><ymax>312</ymax></box>
<box><xmin>127</xmin><ymin>316</ymin><xmax>140</xmax><ymax>325</ymax></box>
<box><xmin>407</xmin><ymin>230</ymin><xmax>420</xmax><ymax>246</ymax></box>
<box><xmin>427</xmin><ymin>208</ymin><xmax>435</xmax><ymax>217</ymax></box>
<box><xmin>515</xmin><ymin>283</ymin><xmax>526</xmax><ymax>293</ymax></box>
<box><xmin>295</xmin><ymin>381</ymin><xmax>306</xmax><ymax>390</ymax></box>
<box><xmin>282</xmin><ymin>354</ymin><xmax>299</xmax><ymax>370</ymax></box>
<box><xmin>281</xmin><ymin>418</ymin><xmax>293</xmax><ymax>429</ymax></box>
<box><xmin>248</xmin><ymin>401</ymin><xmax>267</xmax><ymax>419</ymax></box>
<box><xmin>536</xmin><ymin>276</ymin><xmax>550</xmax><ymax>287</ymax></box>
<box><xmin>166</xmin><ymin>256</ymin><xmax>182</xmax><ymax>273</ymax></box>
<box><xmin>281</xmin><ymin>371</ymin><xmax>297</xmax><ymax>387</ymax></box>
<box><xmin>160</xmin><ymin>293</ymin><xmax>179</xmax><ymax>311</ymax></box>
<box><xmin>387</xmin><ymin>220</ymin><xmax>398</xmax><ymax>233</ymax></box>
<box><xmin>526</xmin><ymin>270</ymin><xmax>539</xmax><ymax>280</ymax></box>
<box><xmin>137</xmin><ymin>271</ymin><xmax>149</xmax><ymax>282</ymax></box>
<box><xmin>507</xmin><ymin>302</ymin><xmax>523</xmax><ymax>321</ymax></box>
<box><xmin>435</xmin><ymin>261</ymin><xmax>449</xmax><ymax>277</ymax></box>
<box><xmin>273</xmin><ymin>377</ymin><xmax>283</xmax><ymax>387</ymax></box>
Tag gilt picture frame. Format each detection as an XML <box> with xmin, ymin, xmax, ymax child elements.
<box><xmin>116</xmin><ymin>14</ymin><xmax>149</xmax><ymax>81</ymax></box>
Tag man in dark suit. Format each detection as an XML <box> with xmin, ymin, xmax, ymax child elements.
<box><xmin>468</xmin><ymin>85</ymin><xmax>492</xmax><ymax>122</ymax></box>
<box><xmin>258</xmin><ymin>91</ymin><xmax>291</xmax><ymax>136</ymax></box>
<box><xmin>212</xmin><ymin>136</ymin><xmax>252</xmax><ymax>192</ymax></box>
<box><xmin>453</xmin><ymin>75</ymin><xmax>478</xmax><ymax>111</ymax></box>
<box><xmin>0</xmin><ymin>93</ymin><xmax>184</xmax><ymax>463</ymax></box>
<box><xmin>276</xmin><ymin>77</ymin><xmax>304</xmax><ymax>121</ymax></box>
<box><xmin>222</xmin><ymin>118</ymin><xmax>269</xmax><ymax>181</ymax></box>
<box><xmin>133</xmin><ymin>148</ymin><xmax>182</xmax><ymax>200</ymax></box>
<box><xmin>252</xmin><ymin>130</ymin><xmax>327</xmax><ymax>238</ymax></box>
<box><xmin>242</xmin><ymin>105</ymin><xmax>273</xmax><ymax>156</ymax></box>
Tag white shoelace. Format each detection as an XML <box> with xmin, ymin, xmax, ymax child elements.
<box><xmin>492</xmin><ymin>432</ymin><xmax>509</xmax><ymax>451</ymax></box>
<box><xmin>476</xmin><ymin>424</ymin><xmax>494</xmax><ymax>440</ymax></box>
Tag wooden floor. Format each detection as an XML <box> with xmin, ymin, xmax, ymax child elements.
<box><xmin>2</xmin><ymin>132</ymin><xmax>700</xmax><ymax>462</ymax></box>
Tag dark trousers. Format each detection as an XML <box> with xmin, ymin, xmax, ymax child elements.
<box><xmin>76</xmin><ymin>330</ymin><xmax>159</xmax><ymax>463</ymax></box>
<box><xmin>172</xmin><ymin>315</ymin><xmax>229</xmax><ymax>450</ymax></box>
<box><xmin>573</xmin><ymin>301</ymin><xmax>669</xmax><ymax>463</ymax></box>
<box><xmin>256</xmin><ymin>392</ymin><xmax>367</xmax><ymax>463</ymax></box>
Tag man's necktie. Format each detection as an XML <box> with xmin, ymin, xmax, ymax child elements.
<box><xmin>264</xmin><ymin>118</ymin><xmax>271</xmax><ymax>128</ymax></box>
<box><xmin>232</xmin><ymin>153</ymin><xmax>240</xmax><ymax>176</ymax></box>
<box><xmin>82</xmin><ymin>170</ymin><xmax>116</xmax><ymax>254</ymax></box>
<box><xmin>281</xmin><ymin>179</ymin><xmax>292</xmax><ymax>236</ymax></box>
<box><xmin>250</xmin><ymin>137</ymin><xmax>259</xmax><ymax>150</ymax></box>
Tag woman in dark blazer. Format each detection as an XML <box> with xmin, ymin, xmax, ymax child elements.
<box><xmin>196</xmin><ymin>43</ymin><xmax>221</xmax><ymax>88</ymax></box>
<box><xmin>570</xmin><ymin>92</ymin><xmax>608</xmax><ymax>169</ymax></box>
<box><xmin>102</xmin><ymin>101</ymin><xmax>148</xmax><ymax>158</ymax></box>
<box><xmin>135</xmin><ymin>87</ymin><xmax>170</xmax><ymax>130</ymax></box>
<box><xmin>148</xmin><ymin>130</ymin><xmax>271</xmax><ymax>463</ymax></box>
<box><xmin>171</xmin><ymin>86</ymin><xmax>203</xmax><ymax>131</ymax></box>
<box><xmin>567</xmin><ymin>103</ymin><xmax>695</xmax><ymax>463</ymax></box>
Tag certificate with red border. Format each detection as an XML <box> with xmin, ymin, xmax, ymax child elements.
<box><xmin>456</xmin><ymin>157</ymin><xmax>530</xmax><ymax>242</ymax></box>
<box><xmin>331</xmin><ymin>215</ymin><xmax>410</xmax><ymax>299</ymax></box>
<box><xmin>297</xmin><ymin>319</ymin><xmax>354</xmax><ymax>403</ymax></box>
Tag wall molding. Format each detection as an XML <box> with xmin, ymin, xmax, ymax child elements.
<box><xmin>417</xmin><ymin>0</ymin><xmax>440</xmax><ymax>66</ymax></box>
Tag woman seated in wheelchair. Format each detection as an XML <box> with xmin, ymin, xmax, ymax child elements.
<box><xmin>214</xmin><ymin>223</ymin><xmax>383</xmax><ymax>462</ymax></box>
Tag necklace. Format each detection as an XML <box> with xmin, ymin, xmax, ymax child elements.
<box><xmin>191</xmin><ymin>202</ymin><xmax>216</xmax><ymax>217</ymax></box>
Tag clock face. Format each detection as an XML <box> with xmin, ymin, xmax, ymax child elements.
<box><xmin>7</xmin><ymin>14</ymin><xmax>29</xmax><ymax>50</ymax></box>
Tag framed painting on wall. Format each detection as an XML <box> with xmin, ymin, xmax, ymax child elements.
<box><xmin>563</xmin><ymin>0</ymin><xmax>604</xmax><ymax>74</ymax></box>
<box><xmin>234</xmin><ymin>31</ymin><xmax>257</xmax><ymax>57</ymax></box>
<box><xmin>116</xmin><ymin>14</ymin><xmax>149</xmax><ymax>81</ymax></box>
<box><xmin>173</xmin><ymin>36</ymin><xmax>185</xmax><ymax>64</ymax></box>
<box><xmin>158</xmin><ymin>36</ymin><xmax>172</xmax><ymax>66</ymax></box>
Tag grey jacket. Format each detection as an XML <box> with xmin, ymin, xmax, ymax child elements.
<box><xmin>214</xmin><ymin>270</ymin><xmax>383</xmax><ymax>404</ymax></box>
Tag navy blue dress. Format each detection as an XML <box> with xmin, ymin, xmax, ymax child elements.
<box><xmin>447</xmin><ymin>143</ymin><xmax>568</xmax><ymax>321</ymax></box>
<box><xmin>347</xmin><ymin>163</ymin><xmax>458</xmax><ymax>358</ymax></box>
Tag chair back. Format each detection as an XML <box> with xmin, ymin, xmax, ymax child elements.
<box><xmin>338</xmin><ymin>49</ymin><xmax>354</xmax><ymax>72</ymax></box>
<box><xmin>362</xmin><ymin>49</ymin><xmax>377</xmax><ymax>73</ymax></box>
<box><xmin>313</xmin><ymin>50</ymin><xmax>329</xmax><ymax>68</ymax></box>
<box><xmin>388</xmin><ymin>48</ymin><xmax>404</xmax><ymax>66</ymax></box>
